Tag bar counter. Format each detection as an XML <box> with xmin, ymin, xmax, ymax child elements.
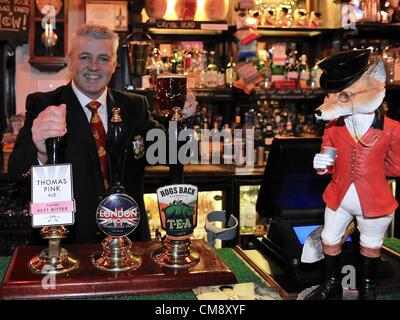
<box><xmin>0</xmin><ymin>246</ymin><xmax>279</xmax><ymax>300</ymax></box>
<box><xmin>1</xmin><ymin>238</ymin><xmax>400</xmax><ymax>300</ymax></box>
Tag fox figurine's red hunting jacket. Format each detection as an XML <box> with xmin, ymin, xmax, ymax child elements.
<box><xmin>321</xmin><ymin>114</ymin><xmax>400</xmax><ymax>218</ymax></box>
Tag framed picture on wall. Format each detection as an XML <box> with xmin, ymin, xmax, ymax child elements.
<box><xmin>85</xmin><ymin>0</ymin><xmax>128</xmax><ymax>32</ymax></box>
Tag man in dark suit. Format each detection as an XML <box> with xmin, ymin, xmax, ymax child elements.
<box><xmin>8</xmin><ymin>24</ymin><xmax>195</xmax><ymax>244</ymax></box>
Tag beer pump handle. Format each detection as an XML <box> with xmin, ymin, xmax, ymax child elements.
<box><xmin>107</xmin><ymin>107</ymin><xmax>126</xmax><ymax>193</ymax></box>
<box><xmin>45</xmin><ymin>101</ymin><xmax>64</xmax><ymax>165</ymax></box>
<box><xmin>45</xmin><ymin>137</ymin><xmax>61</xmax><ymax>165</ymax></box>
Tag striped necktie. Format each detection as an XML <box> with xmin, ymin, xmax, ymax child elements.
<box><xmin>86</xmin><ymin>101</ymin><xmax>109</xmax><ymax>192</ymax></box>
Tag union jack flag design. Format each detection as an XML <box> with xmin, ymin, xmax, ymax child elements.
<box><xmin>96</xmin><ymin>194</ymin><xmax>141</xmax><ymax>237</ymax></box>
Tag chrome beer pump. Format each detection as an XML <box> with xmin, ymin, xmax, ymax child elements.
<box><xmin>91</xmin><ymin>108</ymin><xmax>142</xmax><ymax>272</ymax></box>
<box><xmin>152</xmin><ymin>76</ymin><xmax>200</xmax><ymax>269</ymax></box>
<box><xmin>29</xmin><ymin>134</ymin><xmax>79</xmax><ymax>274</ymax></box>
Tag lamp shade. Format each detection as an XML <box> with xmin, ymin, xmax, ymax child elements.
<box><xmin>204</xmin><ymin>0</ymin><xmax>229</xmax><ymax>20</ymax></box>
<box><xmin>145</xmin><ymin>0</ymin><xmax>167</xmax><ymax>22</ymax></box>
<box><xmin>175</xmin><ymin>0</ymin><xmax>197</xmax><ymax>20</ymax></box>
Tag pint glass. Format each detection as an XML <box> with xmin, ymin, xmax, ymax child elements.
<box><xmin>156</xmin><ymin>74</ymin><xmax>187</xmax><ymax>120</ymax></box>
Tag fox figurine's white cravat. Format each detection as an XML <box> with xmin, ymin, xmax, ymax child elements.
<box><xmin>344</xmin><ymin>113</ymin><xmax>375</xmax><ymax>142</ymax></box>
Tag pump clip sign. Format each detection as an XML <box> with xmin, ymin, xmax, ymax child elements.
<box><xmin>30</xmin><ymin>164</ymin><xmax>75</xmax><ymax>227</ymax></box>
<box><xmin>157</xmin><ymin>184</ymin><xmax>198</xmax><ymax>240</ymax></box>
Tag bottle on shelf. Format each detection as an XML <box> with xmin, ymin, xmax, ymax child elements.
<box><xmin>170</xmin><ymin>50</ymin><xmax>181</xmax><ymax>74</ymax></box>
<box><xmin>161</xmin><ymin>54</ymin><xmax>172</xmax><ymax>74</ymax></box>
<box><xmin>210</xmin><ymin>120</ymin><xmax>222</xmax><ymax>163</ymax></box>
<box><xmin>254</xmin><ymin>111</ymin><xmax>265</xmax><ymax>166</ymax></box>
<box><xmin>217</xmin><ymin>65</ymin><xmax>226</xmax><ymax>88</ymax></box>
<box><xmin>231</xmin><ymin>106</ymin><xmax>241</xmax><ymax>129</ymax></box>
<box><xmin>146</xmin><ymin>48</ymin><xmax>163</xmax><ymax>88</ymax></box>
<box><xmin>206</xmin><ymin>51</ymin><xmax>219</xmax><ymax>88</ymax></box>
<box><xmin>263</xmin><ymin>54</ymin><xmax>272</xmax><ymax>89</ymax></box>
<box><xmin>298</xmin><ymin>54</ymin><xmax>310</xmax><ymax>89</ymax></box>
<box><xmin>263</xmin><ymin>119</ymin><xmax>274</xmax><ymax>152</ymax></box>
<box><xmin>192</xmin><ymin>50</ymin><xmax>202</xmax><ymax>88</ymax></box>
<box><xmin>286</xmin><ymin>45</ymin><xmax>299</xmax><ymax>85</ymax></box>
<box><xmin>225</xmin><ymin>56</ymin><xmax>237</xmax><ymax>88</ymax></box>
<box><xmin>184</xmin><ymin>50</ymin><xmax>196</xmax><ymax>89</ymax></box>
<box><xmin>309</xmin><ymin>64</ymin><xmax>320</xmax><ymax>88</ymax></box>
<box><xmin>200</xmin><ymin>50</ymin><xmax>208</xmax><ymax>88</ymax></box>
<box><xmin>222</xmin><ymin>124</ymin><xmax>234</xmax><ymax>164</ymax></box>
<box><xmin>199</xmin><ymin>105</ymin><xmax>210</xmax><ymax>162</ymax></box>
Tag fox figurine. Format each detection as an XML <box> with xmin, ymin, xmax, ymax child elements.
<box><xmin>303</xmin><ymin>49</ymin><xmax>400</xmax><ymax>300</ymax></box>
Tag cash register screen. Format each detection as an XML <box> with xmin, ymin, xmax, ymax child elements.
<box><xmin>292</xmin><ymin>225</ymin><xmax>352</xmax><ymax>245</ymax></box>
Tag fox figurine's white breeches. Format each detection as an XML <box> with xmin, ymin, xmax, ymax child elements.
<box><xmin>321</xmin><ymin>183</ymin><xmax>394</xmax><ymax>254</ymax></box>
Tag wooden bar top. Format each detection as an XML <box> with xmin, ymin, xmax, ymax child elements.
<box><xmin>0</xmin><ymin>240</ymin><xmax>236</xmax><ymax>300</ymax></box>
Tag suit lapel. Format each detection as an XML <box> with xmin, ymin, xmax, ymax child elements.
<box><xmin>106</xmin><ymin>89</ymin><xmax>115</xmax><ymax>123</ymax></box>
<box><xmin>361</xmin><ymin>127</ymin><xmax>382</xmax><ymax>146</ymax></box>
<box><xmin>336</xmin><ymin>113</ymin><xmax>384</xmax><ymax>147</ymax></box>
<box><xmin>63</xmin><ymin>83</ymin><xmax>98</xmax><ymax>156</ymax></box>
<box><xmin>336</xmin><ymin>125</ymin><xmax>357</xmax><ymax>146</ymax></box>
<box><xmin>63</xmin><ymin>84</ymin><xmax>105</xmax><ymax>195</ymax></box>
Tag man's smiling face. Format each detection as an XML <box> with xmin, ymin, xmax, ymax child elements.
<box><xmin>67</xmin><ymin>36</ymin><xmax>117</xmax><ymax>99</ymax></box>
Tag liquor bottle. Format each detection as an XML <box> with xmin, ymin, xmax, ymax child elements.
<box><xmin>175</xmin><ymin>48</ymin><xmax>184</xmax><ymax>75</ymax></box>
<box><xmin>294</xmin><ymin>113</ymin><xmax>305</xmax><ymax>137</ymax></box>
<box><xmin>309</xmin><ymin>64</ymin><xmax>319</xmax><ymax>88</ymax></box>
<box><xmin>184</xmin><ymin>50</ymin><xmax>196</xmax><ymax>89</ymax></box>
<box><xmin>171</xmin><ymin>50</ymin><xmax>178</xmax><ymax>74</ymax></box>
<box><xmin>192</xmin><ymin>50</ymin><xmax>202</xmax><ymax>88</ymax></box>
<box><xmin>285</xmin><ymin>119</ymin><xmax>294</xmax><ymax>136</ymax></box>
<box><xmin>217</xmin><ymin>66</ymin><xmax>226</xmax><ymax>88</ymax></box>
<box><xmin>263</xmin><ymin>55</ymin><xmax>272</xmax><ymax>88</ymax></box>
<box><xmin>222</xmin><ymin>124</ymin><xmax>233</xmax><ymax>164</ymax></box>
<box><xmin>286</xmin><ymin>51</ymin><xmax>299</xmax><ymax>84</ymax></box>
<box><xmin>298</xmin><ymin>54</ymin><xmax>310</xmax><ymax>88</ymax></box>
<box><xmin>263</xmin><ymin>119</ymin><xmax>274</xmax><ymax>151</ymax></box>
<box><xmin>254</xmin><ymin>112</ymin><xmax>264</xmax><ymax>166</ymax></box>
<box><xmin>230</xmin><ymin>108</ymin><xmax>242</xmax><ymax>161</ymax></box>
<box><xmin>146</xmin><ymin>48</ymin><xmax>163</xmax><ymax>88</ymax></box>
<box><xmin>199</xmin><ymin>106</ymin><xmax>210</xmax><ymax>162</ymax></box>
<box><xmin>200</xmin><ymin>51</ymin><xmax>208</xmax><ymax>88</ymax></box>
<box><xmin>225</xmin><ymin>56</ymin><xmax>237</xmax><ymax>88</ymax></box>
<box><xmin>161</xmin><ymin>55</ymin><xmax>172</xmax><ymax>74</ymax></box>
<box><xmin>206</xmin><ymin>51</ymin><xmax>218</xmax><ymax>88</ymax></box>
<box><xmin>233</xmin><ymin>108</ymin><xmax>242</xmax><ymax>130</ymax></box>
<box><xmin>210</xmin><ymin>120</ymin><xmax>222</xmax><ymax>162</ymax></box>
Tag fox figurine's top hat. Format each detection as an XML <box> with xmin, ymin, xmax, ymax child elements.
<box><xmin>318</xmin><ymin>49</ymin><xmax>371</xmax><ymax>93</ymax></box>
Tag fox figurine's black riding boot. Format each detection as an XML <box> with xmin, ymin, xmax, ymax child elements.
<box><xmin>304</xmin><ymin>253</ymin><xmax>343</xmax><ymax>300</ymax></box>
<box><xmin>359</xmin><ymin>255</ymin><xmax>379</xmax><ymax>300</ymax></box>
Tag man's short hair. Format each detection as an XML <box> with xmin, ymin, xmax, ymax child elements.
<box><xmin>68</xmin><ymin>24</ymin><xmax>119</xmax><ymax>58</ymax></box>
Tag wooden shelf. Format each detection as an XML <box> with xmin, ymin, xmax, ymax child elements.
<box><xmin>133</xmin><ymin>87</ymin><xmax>326</xmax><ymax>102</ymax></box>
<box><xmin>251</xmin><ymin>87</ymin><xmax>325</xmax><ymax>101</ymax></box>
<box><xmin>255</xmin><ymin>26</ymin><xmax>341</xmax><ymax>38</ymax></box>
<box><xmin>344</xmin><ymin>23</ymin><xmax>400</xmax><ymax>39</ymax></box>
<box><xmin>130</xmin><ymin>22</ymin><xmax>342</xmax><ymax>39</ymax></box>
<box><xmin>29</xmin><ymin>56</ymin><xmax>67</xmax><ymax>73</ymax></box>
<box><xmin>356</xmin><ymin>22</ymin><xmax>400</xmax><ymax>32</ymax></box>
